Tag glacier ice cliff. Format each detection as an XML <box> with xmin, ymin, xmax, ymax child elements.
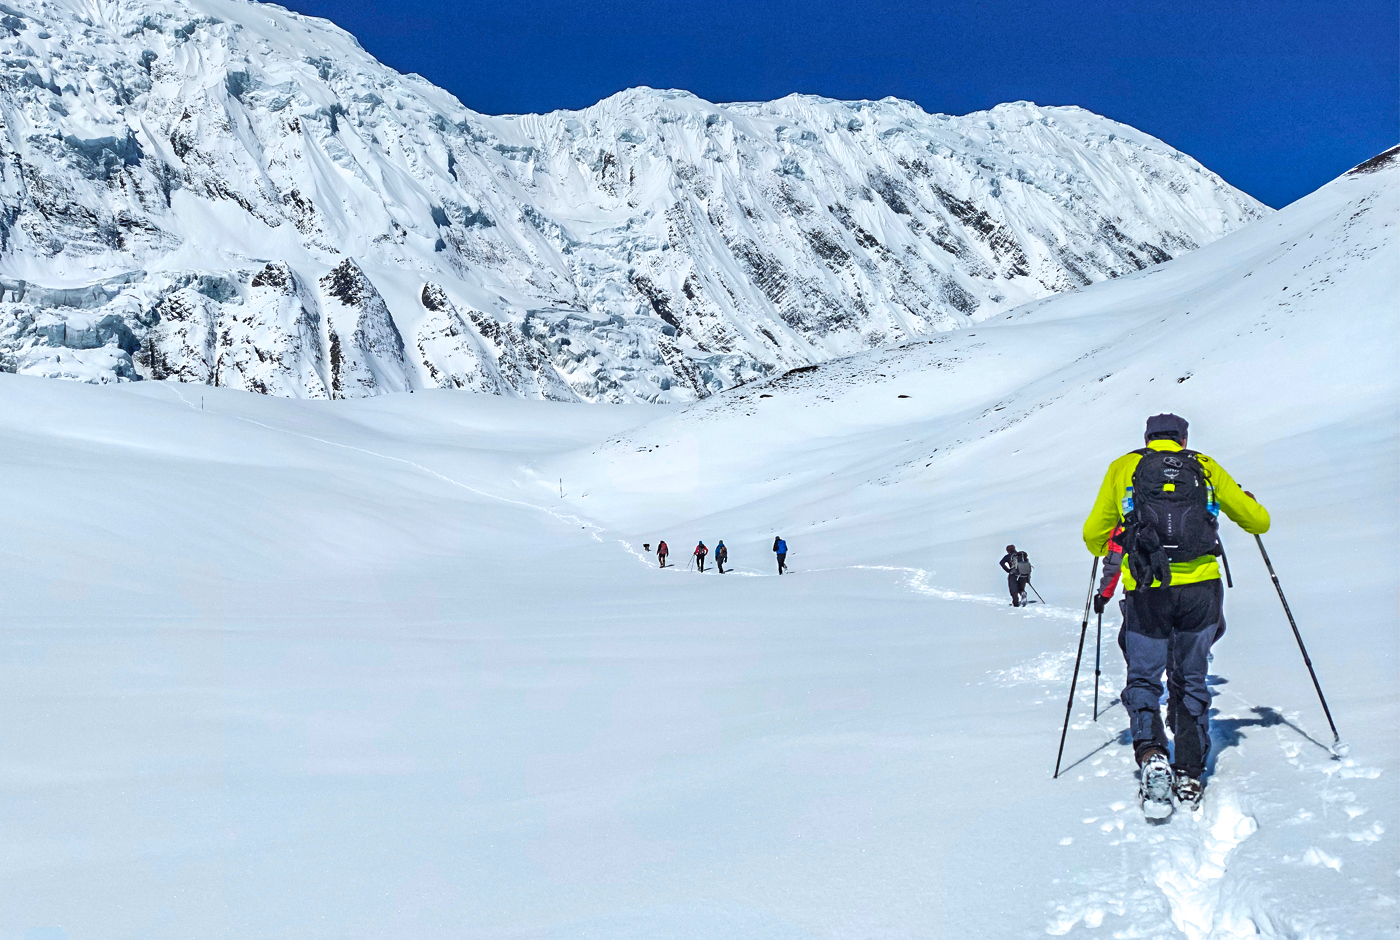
<box><xmin>0</xmin><ymin>0</ymin><xmax>1269</xmax><ymax>401</ymax></box>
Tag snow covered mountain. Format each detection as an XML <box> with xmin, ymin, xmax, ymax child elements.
<box><xmin>0</xmin><ymin>0</ymin><xmax>1268</xmax><ymax>401</ymax></box>
<box><xmin>0</xmin><ymin>129</ymin><xmax>1393</xmax><ymax>937</ymax></box>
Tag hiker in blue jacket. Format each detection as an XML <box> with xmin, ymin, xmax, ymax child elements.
<box><xmin>772</xmin><ymin>536</ymin><xmax>788</xmax><ymax>574</ymax></box>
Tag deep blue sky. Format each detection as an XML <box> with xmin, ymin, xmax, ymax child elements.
<box><xmin>279</xmin><ymin>0</ymin><xmax>1397</xmax><ymax>207</ymax></box>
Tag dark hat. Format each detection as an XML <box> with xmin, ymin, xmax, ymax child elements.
<box><xmin>1145</xmin><ymin>413</ymin><xmax>1189</xmax><ymax>441</ymax></box>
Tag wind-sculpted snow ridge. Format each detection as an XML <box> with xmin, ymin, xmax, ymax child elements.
<box><xmin>0</xmin><ymin>0</ymin><xmax>1267</xmax><ymax>400</ymax></box>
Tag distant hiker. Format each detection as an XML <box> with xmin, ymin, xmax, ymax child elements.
<box><xmin>657</xmin><ymin>541</ymin><xmax>669</xmax><ymax>568</ymax></box>
<box><xmin>1093</xmin><ymin>526</ymin><xmax>1125</xmax><ymax>615</ymax></box>
<box><xmin>694</xmin><ymin>541</ymin><xmax>708</xmax><ymax>572</ymax></box>
<box><xmin>1083</xmin><ymin>413</ymin><xmax>1270</xmax><ymax>816</ymax></box>
<box><xmin>1000</xmin><ymin>544</ymin><xmax>1031</xmax><ymax>606</ymax></box>
<box><xmin>773</xmin><ymin>536</ymin><xmax>787</xmax><ymax>574</ymax></box>
<box><xmin>715</xmin><ymin>541</ymin><xmax>729</xmax><ymax>574</ymax></box>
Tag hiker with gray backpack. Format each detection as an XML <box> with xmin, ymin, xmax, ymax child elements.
<box><xmin>1000</xmin><ymin>545</ymin><xmax>1033</xmax><ymax>606</ymax></box>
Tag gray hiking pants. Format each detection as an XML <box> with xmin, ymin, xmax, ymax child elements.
<box><xmin>1119</xmin><ymin>579</ymin><xmax>1224</xmax><ymax>779</ymax></box>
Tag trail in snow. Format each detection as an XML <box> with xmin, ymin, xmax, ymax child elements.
<box><xmin>172</xmin><ymin>383</ymin><xmax>1072</xmax><ymax>619</ymax></box>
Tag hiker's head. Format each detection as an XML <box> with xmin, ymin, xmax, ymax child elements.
<box><xmin>1006</xmin><ymin>544</ymin><xmax>1016</xmax><ymax>553</ymax></box>
<box><xmin>1144</xmin><ymin>413</ymin><xmax>1188</xmax><ymax>446</ymax></box>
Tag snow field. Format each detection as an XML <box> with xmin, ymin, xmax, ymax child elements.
<box><xmin>0</xmin><ymin>155</ymin><xmax>1395</xmax><ymax>936</ymax></box>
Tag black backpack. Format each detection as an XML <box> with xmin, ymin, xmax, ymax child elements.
<box><xmin>1125</xmin><ymin>448</ymin><xmax>1219</xmax><ymax>565</ymax></box>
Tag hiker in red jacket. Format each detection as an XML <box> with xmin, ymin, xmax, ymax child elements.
<box><xmin>656</xmin><ymin>541</ymin><xmax>669</xmax><ymax>568</ymax></box>
<box><xmin>1093</xmin><ymin>526</ymin><xmax>1126</xmax><ymax>615</ymax></box>
<box><xmin>694</xmin><ymin>541</ymin><xmax>709</xmax><ymax>572</ymax></box>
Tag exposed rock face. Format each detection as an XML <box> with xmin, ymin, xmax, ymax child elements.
<box><xmin>0</xmin><ymin>0</ymin><xmax>1270</xmax><ymax>400</ymax></box>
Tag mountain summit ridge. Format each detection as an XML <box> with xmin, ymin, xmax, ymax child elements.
<box><xmin>0</xmin><ymin>0</ymin><xmax>1268</xmax><ymax>400</ymax></box>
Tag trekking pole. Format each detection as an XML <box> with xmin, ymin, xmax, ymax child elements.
<box><xmin>1054</xmin><ymin>556</ymin><xmax>1099</xmax><ymax>779</ymax></box>
<box><xmin>1255</xmin><ymin>534</ymin><xmax>1344</xmax><ymax>755</ymax></box>
<box><xmin>1092</xmin><ymin>610</ymin><xmax>1102</xmax><ymax>721</ymax></box>
<box><xmin>1028</xmin><ymin>581</ymin><xmax>1046</xmax><ymax>605</ymax></box>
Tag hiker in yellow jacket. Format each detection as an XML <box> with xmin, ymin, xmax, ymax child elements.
<box><xmin>1083</xmin><ymin>414</ymin><xmax>1270</xmax><ymax>814</ymax></box>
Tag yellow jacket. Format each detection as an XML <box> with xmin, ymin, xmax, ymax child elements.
<box><xmin>1082</xmin><ymin>440</ymin><xmax>1270</xmax><ymax>589</ymax></box>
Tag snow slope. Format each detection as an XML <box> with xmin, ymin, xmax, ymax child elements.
<box><xmin>0</xmin><ymin>151</ymin><xmax>1393</xmax><ymax>937</ymax></box>
<box><xmin>0</xmin><ymin>0</ymin><xmax>1266</xmax><ymax>401</ymax></box>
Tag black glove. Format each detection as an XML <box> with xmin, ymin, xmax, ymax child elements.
<box><xmin>1129</xmin><ymin>548</ymin><xmax>1173</xmax><ymax>591</ymax></box>
<box><xmin>1093</xmin><ymin>593</ymin><xmax>1110</xmax><ymax>615</ymax></box>
<box><xmin>1126</xmin><ymin>526</ymin><xmax>1173</xmax><ymax>591</ymax></box>
<box><xmin>1148</xmin><ymin>549</ymin><xmax>1172</xmax><ymax>588</ymax></box>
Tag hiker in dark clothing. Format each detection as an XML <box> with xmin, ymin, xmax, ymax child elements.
<box><xmin>1094</xmin><ymin>526</ymin><xmax>1125</xmax><ymax>615</ymax></box>
<box><xmin>1000</xmin><ymin>544</ymin><xmax>1031</xmax><ymax>606</ymax></box>
<box><xmin>694</xmin><ymin>541</ymin><xmax>708</xmax><ymax>572</ymax></box>
<box><xmin>715</xmin><ymin>541</ymin><xmax>728</xmax><ymax>574</ymax></box>
<box><xmin>657</xmin><ymin>541</ymin><xmax>669</xmax><ymax>568</ymax></box>
<box><xmin>773</xmin><ymin>536</ymin><xmax>787</xmax><ymax>574</ymax></box>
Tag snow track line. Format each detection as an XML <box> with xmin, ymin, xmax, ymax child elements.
<box><xmin>162</xmin><ymin>386</ymin><xmax>1076</xmax><ymax>619</ymax></box>
<box><xmin>1152</xmin><ymin>793</ymin><xmax>1260</xmax><ymax>940</ymax></box>
<box><xmin>162</xmin><ymin>385</ymin><xmax>608</xmax><ymax>543</ymax></box>
<box><xmin>852</xmin><ymin>564</ymin><xmax>1081</xmax><ymax>621</ymax></box>
<box><xmin>1044</xmin><ymin>655</ymin><xmax>1385</xmax><ymax>939</ymax></box>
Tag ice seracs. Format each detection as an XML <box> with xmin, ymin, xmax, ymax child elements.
<box><xmin>0</xmin><ymin>0</ymin><xmax>1268</xmax><ymax>400</ymax></box>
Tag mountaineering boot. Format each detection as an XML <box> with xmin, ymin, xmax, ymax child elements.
<box><xmin>1138</xmin><ymin>749</ymin><xmax>1175</xmax><ymax>820</ymax></box>
<box><xmin>1173</xmin><ymin>774</ymin><xmax>1204</xmax><ymax>812</ymax></box>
